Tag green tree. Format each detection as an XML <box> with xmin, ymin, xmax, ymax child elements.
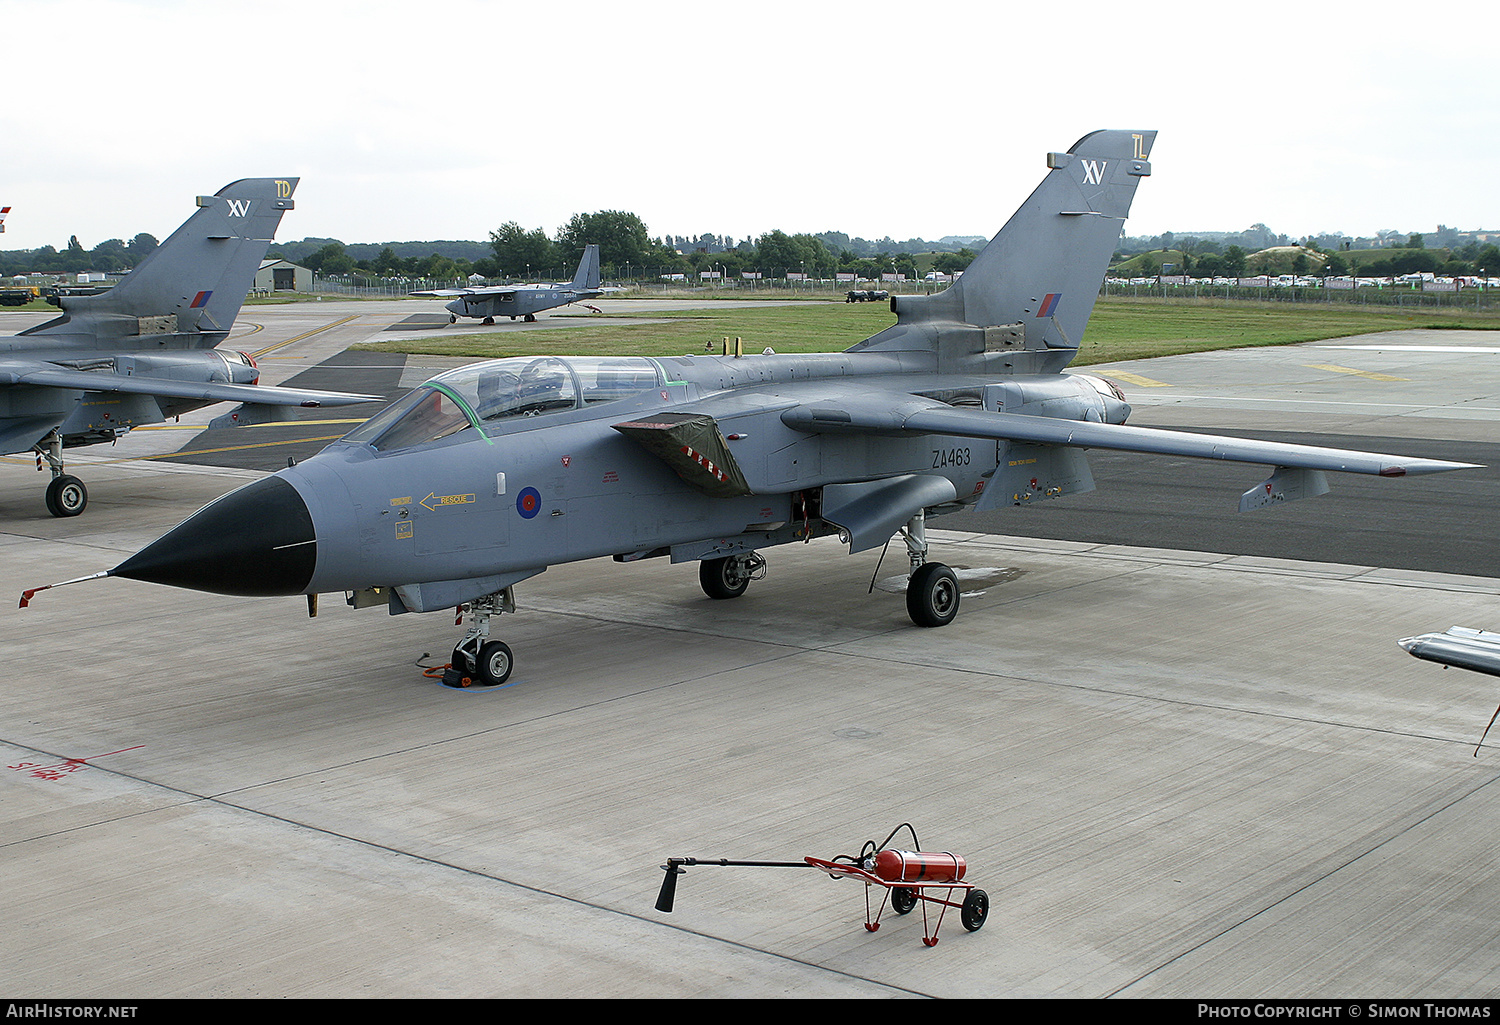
<box><xmin>556</xmin><ymin>210</ymin><xmax>663</xmax><ymax>273</ymax></box>
<box><xmin>1222</xmin><ymin>245</ymin><xmax>1247</xmax><ymax>277</ymax></box>
<box><xmin>126</xmin><ymin>233</ymin><xmax>158</xmax><ymax>264</ymax></box>
<box><xmin>488</xmin><ymin>222</ymin><xmax>556</xmax><ymax>277</ymax></box>
<box><xmin>303</xmin><ymin>241</ymin><xmax>353</xmax><ymax>275</ymax></box>
<box><xmin>933</xmin><ymin>248</ymin><xmax>976</xmax><ymax>274</ymax></box>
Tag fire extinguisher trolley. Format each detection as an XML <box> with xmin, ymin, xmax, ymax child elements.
<box><xmin>655</xmin><ymin>823</ymin><xmax>988</xmax><ymax>947</ymax></box>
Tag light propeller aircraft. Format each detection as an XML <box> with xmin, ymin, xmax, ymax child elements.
<box><xmin>410</xmin><ymin>244</ymin><xmax>604</xmax><ymax>324</ymax></box>
<box><xmin>25</xmin><ymin>131</ymin><xmax>1480</xmax><ymax>686</ymax></box>
<box><xmin>0</xmin><ymin>178</ymin><xmax>380</xmax><ymax>516</ymax></box>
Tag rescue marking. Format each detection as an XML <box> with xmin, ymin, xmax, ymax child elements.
<box><xmin>421</xmin><ymin>492</ymin><xmax>476</xmax><ymax>511</ymax></box>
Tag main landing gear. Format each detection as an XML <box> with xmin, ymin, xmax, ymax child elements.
<box><xmin>901</xmin><ymin>510</ymin><xmax>959</xmax><ymax>628</ymax></box>
<box><xmin>694</xmin><ymin>508</ymin><xmax>960</xmax><ymax>630</ymax></box>
<box><xmin>444</xmin><ymin>588</ymin><xmax>516</xmax><ymax>688</ymax></box>
<box><xmin>699</xmin><ymin>552</ymin><xmax>766</xmax><ymax>600</ymax></box>
<box><xmin>33</xmin><ymin>430</ymin><xmax>87</xmax><ymax>518</ymax></box>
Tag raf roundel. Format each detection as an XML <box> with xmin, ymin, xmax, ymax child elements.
<box><xmin>516</xmin><ymin>487</ymin><xmax>541</xmax><ymax>519</ymax></box>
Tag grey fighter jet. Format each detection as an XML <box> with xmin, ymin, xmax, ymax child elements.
<box><xmin>0</xmin><ymin>178</ymin><xmax>379</xmax><ymax>516</ymax></box>
<box><xmin>410</xmin><ymin>244</ymin><xmax>603</xmax><ymax>325</ymax></box>
<box><xmin>46</xmin><ymin>132</ymin><xmax>1479</xmax><ymax>687</ymax></box>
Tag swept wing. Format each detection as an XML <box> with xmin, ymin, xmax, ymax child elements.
<box><xmin>0</xmin><ymin>360</ymin><xmax>381</xmax><ymax>409</ymax></box>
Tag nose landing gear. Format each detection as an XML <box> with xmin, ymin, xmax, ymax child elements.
<box><xmin>443</xmin><ymin>588</ymin><xmax>517</xmax><ymax>688</ymax></box>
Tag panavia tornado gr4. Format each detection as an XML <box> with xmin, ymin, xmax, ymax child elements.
<box><xmin>0</xmin><ymin>178</ymin><xmax>378</xmax><ymax>516</ymax></box>
<box><xmin>32</xmin><ymin>132</ymin><xmax>1478</xmax><ymax>686</ymax></box>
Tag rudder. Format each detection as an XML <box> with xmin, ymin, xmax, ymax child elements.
<box><xmin>570</xmin><ymin>244</ymin><xmax>601</xmax><ymax>290</ymax></box>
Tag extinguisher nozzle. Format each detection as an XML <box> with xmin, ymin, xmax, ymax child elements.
<box><xmin>656</xmin><ymin>860</ymin><xmax>684</xmax><ymax>913</ymax></box>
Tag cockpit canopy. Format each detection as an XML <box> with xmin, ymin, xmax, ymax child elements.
<box><xmin>342</xmin><ymin>355</ymin><xmax>662</xmax><ymax>453</ymax></box>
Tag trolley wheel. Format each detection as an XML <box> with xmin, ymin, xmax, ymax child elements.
<box><xmin>906</xmin><ymin>562</ymin><xmax>959</xmax><ymax>627</ymax></box>
<box><xmin>890</xmin><ymin>887</ymin><xmax>917</xmax><ymax>915</ymax></box>
<box><xmin>45</xmin><ymin>475</ymin><xmax>87</xmax><ymax>517</ymax></box>
<box><xmin>475</xmin><ymin>641</ymin><xmax>514</xmax><ymax>686</ymax></box>
<box><xmin>960</xmin><ymin>888</ymin><xmax>988</xmax><ymax>932</ymax></box>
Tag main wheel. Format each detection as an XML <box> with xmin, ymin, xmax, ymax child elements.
<box><xmin>475</xmin><ymin>640</ymin><xmax>514</xmax><ymax>686</ymax></box>
<box><xmin>45</xmin><ymin>475</ymin><xmax>87</xmax><ymax>518</ymax></box>
<box><xmin>906</xmin><ymin>562</ymin><xmax>959</xmax><ymax>627</ymax></box>
<box><xmin>960</xmin><ymin>889</ymin><xmax>988</xmax><ymax>932</ymax></box>
<box><xmin>700</xmin><ymin>554</ymin><xmax>753</xmax><ymax>600</ymax></box>
<box><xmin>890</xmin><ymin>887</ymin><xmax>917</xmax><ymax>915</ymax></box>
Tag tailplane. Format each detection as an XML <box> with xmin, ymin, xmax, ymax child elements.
<box><xmin>23</xmin><ymin>178</ymin><xmax>298</xmax><ymax>348</ymax></box>
<box><xmin>849</xmin><ymin>131</ymin><xmax>1154</xmax><ymax>369</ymax></box>
<box><xmin>569</xmin><ymin>244</ymin><xmax>602</xmax><ymax>291</ymax></box>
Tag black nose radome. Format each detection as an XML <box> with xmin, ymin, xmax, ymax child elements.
<box><xmin>111</xmin><ymin>475</ymin><xmax>316</xmax><ymax>596</ymax></box>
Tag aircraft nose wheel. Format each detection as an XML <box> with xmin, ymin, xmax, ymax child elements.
<box><xmin>476</xmin><ymin>640</ymin><xmax>513</xmax><ymax>686</ymax></box>
<box><xmin>45</xmin><ymin>475</ymin><xmax>88</xmax><ymax>518</ymax></box>
<box><xmin>906</xmin><ymin>562</ymin><xmax>959</xmax><ymax>627</ymax></box>
<box><xmin>444</xmin><ymin>639</ymin><xmax>514</xmax><ymax>687</ymax></box>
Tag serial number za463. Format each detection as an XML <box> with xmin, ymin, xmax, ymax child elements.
<box><xmin>931</xmin><ymin>447</ymin><xmax>972</xmax><ymax>468</ymax></box>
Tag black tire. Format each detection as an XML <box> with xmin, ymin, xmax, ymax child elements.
<box><xmin>700</xmin><ymin>555</ymin><xmax>752</xmax><ymax>600</ymax></box>
<box><xmin>906</xmin><ymin>562</ymin><xmax>959</xmax><ymax>627</ymax></box>
<box><xmin>890</xmin><ymin>887</ymin><xmax>917</xmax><ymax>915</ymax></box>
<box><xmin>475</xmin><ymin>640</ymin><xmax>514</xmax><ymax>686</ymax></box>
<box><xmin>45</xmin><ymin>475</ymin><xmax>87</xmax><ymax>518</ymax></box>
<box><xmin>960</xmin><ymin>889</ymin><xmax>988</xmax><ymax>932</ymax></box>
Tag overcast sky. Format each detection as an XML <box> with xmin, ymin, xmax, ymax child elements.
<box><xmin>4</xmin><ymin>0</ymin><xmax>1496</xmax><ymax>253</ymax></box>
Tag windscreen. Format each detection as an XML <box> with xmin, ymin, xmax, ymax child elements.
<box><xmin>341</xmin><ymin>356</ymin><xmax>662</xmax><ymax>452</ymax></box>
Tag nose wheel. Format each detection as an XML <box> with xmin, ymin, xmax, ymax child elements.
<box><xmin>442</xmin><ymin>588</ymin><xmax>517</xmax><ymax>687</ymax></box>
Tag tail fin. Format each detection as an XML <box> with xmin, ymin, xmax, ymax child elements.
<box><xmin>24</xmin><ymin>178</ymin><xmax>298</xmax><ymax>347</ymax></box>
<box><xmin>0</xmin><ymin>206</ymin><xmax>9</xmax><ymax>233</ymax></box>
<box><xmin>570</xmin><ymin>244</ymin><xmax>601</xmax><ymax>290</ymax></box>
<box><xmin>849</xmin><ymin>131</ymin><xmax>1154</xmax><ymax>370</ymax></box>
